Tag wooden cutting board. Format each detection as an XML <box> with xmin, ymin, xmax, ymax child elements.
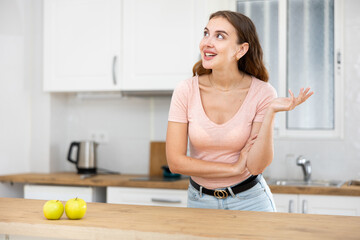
<box><xmin>149</xmin><ymin>141</ymin><xmax>167</xmax><ymax>177</ymax></box>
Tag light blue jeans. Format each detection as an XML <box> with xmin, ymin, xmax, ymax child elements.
<box><xmin>187</xmin><ymin>175</ymin><xmax>277</xmax><ymax>212</ymax></box>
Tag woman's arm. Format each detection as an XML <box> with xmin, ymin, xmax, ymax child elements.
<box><xmin>166</xmin><ymin>121</ymin><xmax>255</xmax><ymax>178</ymax></box>
<box><xmin>245</xmin><ymin>88</ymin><xmax>314</xmax><ymax>175</ymax></box>
<box><xmin>245</xmin><ymin>112</ymin><xmax>275</xmax><ymax>175</ymax></box>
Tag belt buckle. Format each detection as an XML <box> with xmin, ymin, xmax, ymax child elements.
<box><xmin>214</xmin><ymin>189</ymin><xmax>228</xmax><ymax>199</ymax></box>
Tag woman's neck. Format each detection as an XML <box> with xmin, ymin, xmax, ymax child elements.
<box><xmin>210</xmin><ymin>68</ymin><xmax>246</xmax><ymax>91</ymax></box>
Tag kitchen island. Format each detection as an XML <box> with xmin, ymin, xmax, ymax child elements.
<box><xmin>0</xmin><ymin>197</ymin><xmax>359</xmax><ymax>240</ymax></box>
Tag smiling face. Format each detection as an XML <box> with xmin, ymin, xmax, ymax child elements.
<box><xmin>200</xmin><ymin>17</ymin><xmax>246</xmax><ymax>71</ymax></box>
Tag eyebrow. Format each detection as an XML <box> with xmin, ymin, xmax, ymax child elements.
<box><xmin>204</xmin><ymin>27</ymin><xmax>229</xmax><ymax>36</ymax></box>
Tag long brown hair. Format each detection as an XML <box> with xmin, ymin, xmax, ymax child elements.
<box><xmin>192</xmin><ymin>11</ymin><xmax>269</xmax><ymax>82</ymax></box>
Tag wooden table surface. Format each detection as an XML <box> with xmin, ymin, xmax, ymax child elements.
<box><xmin>0</xmin><ymin>172</ymin><xmax>360</xmax><ymax>196</ymax></box>
<box><xmin>0</xmin><ymin>197</ymin><xmax>359</xmax><ymax>240</ymax></box>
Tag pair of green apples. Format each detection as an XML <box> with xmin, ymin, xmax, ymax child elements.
<box><xmin>43</xmin><ymin>197</ymin><xmax>87</xmax><ymax>220</ymax></box>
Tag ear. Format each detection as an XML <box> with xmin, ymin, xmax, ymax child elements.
<box><xmin>236</xmin><ymin>42</ymin><xmax>249</xmax><ymax>60</ymax></box>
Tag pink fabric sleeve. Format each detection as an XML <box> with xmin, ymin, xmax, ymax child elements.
<box><xmin>168</xmin><ymin>80</ymin><xmax>189</xmax><ymax>123</ymax></box>
<box><xmin>253</xmin><ymin>83</ymin><xmax>277</xmax><ymax>122</ymax></box>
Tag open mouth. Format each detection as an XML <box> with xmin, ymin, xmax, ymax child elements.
<box><xmin>205</xmin><ymin>53</ymin><xmax>217</xmax><ymax>57</ymax></box>
<box><xmin>204</xmin><ymin>52</ymin><xmax>217</xmax><ymax>60</ymax></box>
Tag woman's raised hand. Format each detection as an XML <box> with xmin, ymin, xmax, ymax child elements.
<box><xmin>269</xmin><ymin>88</ymin><xmax>314</xmax><ymax>113</ymax></box>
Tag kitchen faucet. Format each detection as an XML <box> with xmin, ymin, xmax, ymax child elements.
<box><xmin>296</xmin><ymin>156</ymin><xmax>311</xmax><ymax>182</ymax></box>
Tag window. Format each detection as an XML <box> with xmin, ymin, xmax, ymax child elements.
<box><xmin>236</xmin><ymin>0</ymin><xmax>343</xmax><ymax>138</ymax></box>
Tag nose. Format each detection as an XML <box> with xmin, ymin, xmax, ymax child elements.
<box><xmin>201</xmin><ymin>36</ymin><xmax>214</xmax><ymax>48</ymax></box>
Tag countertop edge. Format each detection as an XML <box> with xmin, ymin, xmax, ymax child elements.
<box><xmin>0</xmin><ymin>172</ymin><xmax>359</xmax><ymax>196</ymax></box>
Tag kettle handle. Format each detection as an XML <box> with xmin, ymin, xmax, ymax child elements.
<box><xmin>67</xmin><ymin>142</ymin><xmax>80</xmax><ymax>164</ymax></box>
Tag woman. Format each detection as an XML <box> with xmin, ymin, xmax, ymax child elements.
<box><xmin>166</xmin><ymin>11</ymin><xmax>313</xmax><ymax>211</ymax></box>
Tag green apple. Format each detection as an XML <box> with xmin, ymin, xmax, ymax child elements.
<box><xmin>43</xmin><ymin>200</ymin><xmax>64</xmax><ymax>220</ymax></box>
<box><xmin>65</xmin><ymin>197</ymin><xmax>87</xmax><ymax>220</ymax></box>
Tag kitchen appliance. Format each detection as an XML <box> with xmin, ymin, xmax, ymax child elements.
<box><xmin>161</xmin><ymin>165</ymin><xmax>181</xmax><ymax>179</ymax></box>
<box><xmin>67</xmin><ymin>141</ymin><xmax>98</xmax><ymax>174</ymax></box>
<box><xmin>131</xmin><ymin>165</ymin><xmax>185</xmax><ymax>182</ymax></box>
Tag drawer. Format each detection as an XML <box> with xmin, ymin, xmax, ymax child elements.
<box><xmin>24</xmin><ymin>184</ymin><xmax>106</xmax><ymax>202</ymax></box>
<box><xmin>107</xmin><ymin>187</ymin><xmax>188</xmax><ymax>207</ymax></box>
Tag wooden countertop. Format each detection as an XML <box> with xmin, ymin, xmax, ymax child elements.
<box><xmin>0</xmin><ymin>197</ymin><xmax>359</xmax><ymax>240</ymax></box>
<box><xmin>1</xmin><ymin>172</ymin><xmax>360</xmax><ymax>196</ymax></box>
<box><xmin>0</xmin><ymin>172</ymin><xmax>189</xmax><ymax>190</ymax></box>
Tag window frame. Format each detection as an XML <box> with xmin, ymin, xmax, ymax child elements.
<box><xmin>224</xmin><ymin>0</ymin><xmax>344</xmax><ymax>139</ymax></box>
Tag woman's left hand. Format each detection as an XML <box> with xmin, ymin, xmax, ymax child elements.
<box><xmin>269</xmin><ymin>88</ymin><xmax>314</xmax><ymax>113</ymax></box>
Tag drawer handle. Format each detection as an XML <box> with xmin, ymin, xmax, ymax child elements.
<box><xmin>151</xmin><ymin>198</ymin><xmax>181</xmax><ymax>204</ymax></box>
<box><xmin>302</xmin><ymin>200</ymin><xmax>308</xmax><ymax>214</ymax></box>
<box><xmin>289</xmin><ymin>199</ymin><xmax>294</xmax><ymax>213</ymax></box>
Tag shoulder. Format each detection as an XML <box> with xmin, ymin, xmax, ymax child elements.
<box><xmin>173</xmin><ymin>76</ymin><xmax>197</xmax><ymax>95</ymax></box>
<box><xmin>251</xmin><ymin>77</ymin><xmax>277</xmax><ymax>98</ymax></box>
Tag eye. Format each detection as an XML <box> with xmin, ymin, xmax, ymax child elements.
<box><xmin>203</xmin><ymin>31</ymin><xmax>209</xmax><ymax>37</ymax></box>
<box><xmin>217</xmin><ymin>34</ymin><xmax>224</xmax><ymax>39</ymax></box>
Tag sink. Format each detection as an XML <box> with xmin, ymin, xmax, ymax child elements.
<box><xmin>267</xmin><ymin>179</ymin><xmax>345</xmax><ymax>187</ymax></box>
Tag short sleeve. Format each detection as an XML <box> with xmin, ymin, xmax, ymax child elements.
<box><xmin>168</xmin><ymin>80</ymin><xmax>190</xmax><ymax>123</ymax></box>
<box><xmin>253</xmin><ymin>83</ymin><xmax>277</xmax><ymax>123</ymax></box>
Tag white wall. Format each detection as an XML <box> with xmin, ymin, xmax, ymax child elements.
<box><xmin>47</xmin><ymin>94</ymin><xmax>171</xmax><ymax>174</ymax></box>
<box><xmin>0</xmin><ymin>0</ymin><xmax>27</xmax><ymax>197</ymax></box>
<box><xmin>0</xmin><ymin>0</ymin><xmax>51</xmax><ymax>197</ymax></box>
<box><xmin>59</xmin><ymin>95</ymin><xmax>153</xmax><ymax>174</ymax></box>
<box><xmin>0</xmin><ymin>0</ymin><xmax>38</xmax><ymax>196</ymax></box>
<box><xmin>27</xmin><ymin>0</ymin><xmax>52</xmax><ymax>173</ymax></box>
<box><xmin>0</xmin><ymin>0</ymin><xmax>359</xmax><ymax>199</ymax></box>
<box><xmin>0</xmin><ymin>1</ymin><xmax>31</xmax><ymax>176</ymax></box>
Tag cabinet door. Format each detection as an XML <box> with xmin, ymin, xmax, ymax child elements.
<box><xmin>122</xmin><ymin>0</ymin><xmax>205</xmax><ymax>91</ymax></box>
<box><xmin>24</xmin><ymin>184</ymin><xmax>106</xmax><ymax>202</ymax></box>
<box><xmin>299</xmin><ymin>194</ymin><xmax>360</xmax><ymax>216</ymax></box>
<box><xmin>272</xmin><ymin>194</ymin><xmax>298</xmax><ymax>213</ymax></box>
<box><xmin>107</xmin><ymin>187</ymin><xmax>188</xmax><ymax>207</ymax></box>
<box><xmin>43</xmin><ymin>0</ymin><xmax>122</xmax><ymax>92</ymax></box>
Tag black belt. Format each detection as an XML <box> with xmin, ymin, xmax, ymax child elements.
<box><xmin>190</xmin><ymin>175</ymin><xmax>261</xmax><ymax>199</ymax></box>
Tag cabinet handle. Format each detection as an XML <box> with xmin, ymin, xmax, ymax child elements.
<box><xmin>112</xmin><ymin>55</ymin><xmax>117</xmax><ymax>85</ymax></box>
<box><xmin>288</xmin><ymin>199</ymin><xmax>294</xmax><ymax>213</ymax></box>
<box><xmin>151</xmin><ymin>198</ymin><xmax>181</xmax><ymax>204</ymax></box>
<box><xmin>336</xmin><ymin>51</ymin><xmax>342</xmax><ymax>74</ymax></box>
<box><xmin>337</xmin><ymin>51</ymin><xmax>341</xmax><ymax>64</ymax></box>
<box><xmin>302</xmin><ymin>200</ymin><xmax>308</xmax><ymax>214</ymax></box>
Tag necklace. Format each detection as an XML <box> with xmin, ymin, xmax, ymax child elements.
<box><xmin>208</xmin><ymin>72</ymin><xmax>245</xmax><ymax>92</ymax></box>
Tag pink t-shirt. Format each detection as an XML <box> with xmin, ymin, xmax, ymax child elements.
<box><xmin>168</xmin><ymin>75</ymin><xmax>277</xmax><ymax>189</ymax></box>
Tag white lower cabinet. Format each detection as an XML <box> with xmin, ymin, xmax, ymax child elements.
<box><xmin>273</xmin><ymin>193</ymin><xmax>360</xmax><ymax>216</ymax></box>
<box><xmin>24</xmin><ymin>184</ymin><xmax>106</xmax><ymax>203</ymax></box>
<box><xmin>298</xmin><ymin>195</ymin><xmax>360</xmax><ymax>216</ymax></box>
<box><xmin>272</xmin><ymin>194</ymin><xmax>299</xmax><ymax>213</ymax></box>
<box><xmin>107</xmin><ymin>187</ymin><xmax>188</xmax><ymax>208</ymax></box>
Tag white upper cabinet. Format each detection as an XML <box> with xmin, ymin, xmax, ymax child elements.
<box><xmin>43</xmin><ymin>0</ymin><xmax>122</xmax><ymax>92</ymax></box>
<box><xmin>43</xmin><ymin>0</ymin><xmax>208</xmax><ymax>92</ymax></box>
<box><xmin>121</xmin><ymin>0</ymin><xmax>205</xmax><ymax>92</ymax></box>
